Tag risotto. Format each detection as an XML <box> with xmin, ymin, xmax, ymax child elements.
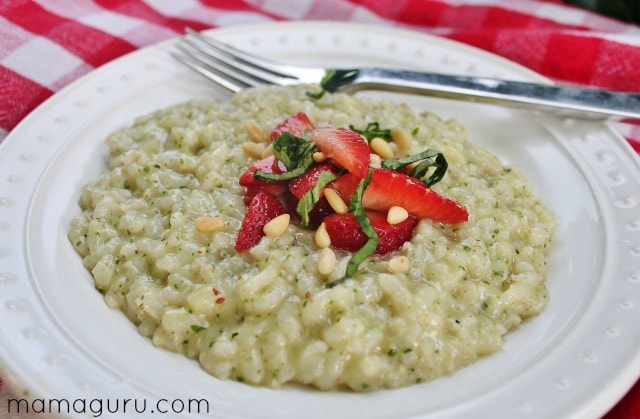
<box><xmin>68</xmin><ymin>85</ymin><xmax>555</xmax><ymax>391</ymax></box>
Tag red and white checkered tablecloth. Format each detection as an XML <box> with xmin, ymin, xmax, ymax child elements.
<box><xmin>1</xmin><ymin>1</ymin><xmax>639</xmax><ymax>418</ymax></box>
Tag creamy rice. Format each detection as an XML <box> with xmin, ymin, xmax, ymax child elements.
<box><xmin>68</xmin><ymin>85</ymin><xmax>555</xmax><ymax>391</ymax></box>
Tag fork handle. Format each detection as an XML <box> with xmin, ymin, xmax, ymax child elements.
<box><xmin>325</xmin><ymin>68</ymin><xmax>640</xmax><ymax>121</ymax></box>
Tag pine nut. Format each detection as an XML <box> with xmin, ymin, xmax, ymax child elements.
<box><xmin>245</xmin><ymin>123</ymin><xmax>269</xmax><ymax>143</ymax></box>
<box><xmin>315</xmin><ymin>222</ymin><xmax>331</xmax><ymax>248</ymax></box>
<box><xmin>194</xmin><ymin>216</ymin><xmax>225</xmax><ymax>233</ymax></box>
<box><xmin>390</xmin><ymin>127</ymin><xmax>412</xmax><ymax>150</ymax></box>
<box><xmin>313</xmin><ymin>151</ymin><xmax>327</xmax><ymax>162</ymax></box>
<box><xmin>370</xmin><ymin>137</ymin><xmax>394</xmax><ymax>159</ymax></box>
<box><xmin>317</xmin><ymin>247</ymin><xmax>337</xmax><ymax>275</ymax></box>
<box><xmin>387</xmin><ymin>206</ymin><xmax>409</xmax><ymax>225</ymax></box>
<box><xmin>387</xmin><ymin>255</ymin><xmax>410</xmax><ymax>273</ymax></box>
<box><xmin>241</xmin><ymin>141</ymin><xmax>266</xmax><ymax>159</ymax></box>
<box><xmin>263</xmin><ymin>213</ymin><xmax>290</xmax><ymax>237</ymax></box>
<box><xmin>324</xmin><ymin>188</ymin><xmax>348</xmax><ymax>214</ymax></box>
<box><xmin>261</xmin><ymin>142</ymin><xmax>274</xmax><ymax>158</ymax></box>
<box><xmin>369</xmin><ymin>153</ymin><xmax>382</xmax><ymax>168</ymax></box>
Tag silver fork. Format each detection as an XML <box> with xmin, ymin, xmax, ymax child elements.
<box><xmin>172</xmin><ymin>28</ymin><xmax>640</xmax><ymax>121</ymax></box>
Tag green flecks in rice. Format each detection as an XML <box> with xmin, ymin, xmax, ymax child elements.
<box><xmin>68</xmin><ymin>84</ymin><xmax>555</xmax><ymax>391</ymax></box>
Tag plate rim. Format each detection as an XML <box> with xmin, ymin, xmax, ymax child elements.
<box><xmin>0</xmin><ymin>20</ymin><xmax>639</xmax><ymax>419</ymax></box>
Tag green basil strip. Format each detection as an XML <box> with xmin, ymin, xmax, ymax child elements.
<box><xmin>254</xmin><ymin>145</ymin><xmax>317</xmax><ymax>182</ymax></box>
<box><xmin>381</xmin><ymin>149</ymin><xmax>448</xmax><ymax>186</ymax></box>
<box><xmin>410</xmin><ymin>152</ymin><xmax>448</xmax><ymax>186</ymax></box>
<box><xmin>306</xmin><ymin>90</ymin><xmax>325</xmax><ymax>99</ymax></box>
<box><xmin>253</xmin><ymin>161</ymin><xmax>311</xmax><ymax>182</ymax></box>
<box><xmin>319</xmin><ymin>69</ymin><xmax>359</xmax><ymax>93</ymax></box>
<box><xmin>296</xmin><ymin>171</ymin><xmax>338</xmax><ymax>227</ymax></box>
<box><xmin>349</xmin><ymin>122</ymin><xmax>392</xmax><ymax>141</ymax></box>
<box><xmin>381</xmin><ymin>149</ymin><xmax>440</xmax><ymax>170</ymax></box>
<box><xmin>343</xmin><ymin>170</ymin><xmax>379</xmax><ymax>282</ymax></box>
<box><xmin>345</xmin><ymin>229</ymin><xmax>378</xmax><ymax>278</ymax></box>
<box><xmin>328</xmin><ymin>170</ymin><xmax>377</xmax><ymax>288</ymax></box>
<box><xmin>272</xmin><ymin>132</ymin><xmax>316</xmax><ymax>170</ymax></box>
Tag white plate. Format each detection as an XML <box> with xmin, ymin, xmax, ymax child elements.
<box><xmin>1</xmin><ymin>22</ymin><xmax>639</xmax><ymax>419</ymax></box>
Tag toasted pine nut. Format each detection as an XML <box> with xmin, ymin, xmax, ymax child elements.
<box><xmin>387</xmin><ymin>206</ymin><xmax>409</xmax><ymax>225</ymax></box>
<box><xmin>370</xmin><ymin>137</ymin><xmax>394</xmax><ymax>159</ymax></box>
<box><xmin>390</xmin><ymin>127</ymin><xmax>412</xmax><ymax>150</ymax></box>
<box><xmin>245</xmin><ymin>123</ymin><xmax>269</xmax><ymax>143</ymax></box>
<box><xmin>194</xmin><ymin>216</ymin><xmax>225</xmax><ymax>233</ymax></box>
<box><xmin>313</xmin><ymin>151</ymin><xmax>327</xmax><ymax>162</ymax></box>
<box><xmin>387</xmin><ymin>255</ymin><xmax>410</xmax><ymax>273</ymax></box>
<box><xmin>318</xmin><ymin>247</ymin><xmax>337</xmax><ymax>275</ymax></box>
<box><xmin>324</xmin><ymin>188</ymin><xmax>348</xmax><ymax>214</ymax></box>
<box><xmin>263</xmin><ymin>213</ymin><xmax>290</xmax><ymax>237</ymax></box>
<box><xmin>261</xmin><ymin>142</ymin><xmax>274</xmax><ymax>158</ymax></box>
<box><xmin>241</xmin><ymin>141</ymin><xmax>266</xmax><ymax>159</ymax></box>
<box><xmin>369</xmin><ymin>153</ymin><xmax>382</xmax><ymax>168</ymax></box>
<box><xmin>315</xmin><ymin>222</ymin><xmax>331</xmax><ymax>248</ymax></box>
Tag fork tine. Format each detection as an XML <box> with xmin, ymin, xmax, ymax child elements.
<box><xmin>174</xmin><ymin>41</ymin><xmax>267</xmax><ymax>89</ymax></box>
<box><xmin>185</xmin><ymin>28</ymin><xmax>300</xmax><ymax>81</ymax></box>
<box><xmin>181</xmin><ymin>30</ymin><xmax>295</xmax><ymax>88</ymax></box>
<box><xmin>173</xmin><ymin>28</ymin><xmax>324</xmax><ymax>92</ymax></box>
<box><xmin>179</xmin><ymin>37</ymin><xmax>284</xmax><ymax>87</ymax></box>
<box><xmin>170</xmin><ymin>49</ymin><xmax>246</xmax><ymax>93</ymax></box>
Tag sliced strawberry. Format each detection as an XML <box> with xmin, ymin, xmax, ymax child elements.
<box><xmin>323</xmin><ymin>211</ymin><xmax>417</xmax><ymax>255</ymax></box>
<box><xmin>288</xmin><ymin>163</ymin><xmax>339</xmax><ymax>199</ymax></box>
<box><xmin>328</xmin><ymin>172</ymin><xmax>360</xmax><ymax>203</ymax></box>
<box><xmin>239</xmin><ymin>155</ymin><xmax>288</xmax><ymax>187</ymax></box>
<box><xmin>242</xmin><ymin>184</ymin><xmax>287</xmax><ymax>206</ymax></box>
<box><xmin>330</xmin><ymin>169</ymin><xmax>468</xmax><ymax>224</ymax></box>
<box><xmin>235</xmin><ymin>191</ymin><xmax>288</xmax><ymax>252</ymax></box>
<box><xmin>239</xmin><ymin>155</ymin><xmax>289</xmax><ymax>205</ymax></box>
<box><xmin>310</xmin><ymin>127</ymin><xmax>370</xmax><ymax>178</ymax></box>
<box><xmin>270</xmin><ymin>112</ymin><xmax>315</xmax><ymax>141</ymax></box>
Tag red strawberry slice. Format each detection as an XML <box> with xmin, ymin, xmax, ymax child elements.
<box><xmin>239</xmin><ymin>155</ymin><xmax>288</xmax><ymax>187</ymax></box>
<box><xmin>288</xmin><ymin>163</ymin><xmax>339</xmax><ymax>199</ymax></box>
<box><xmin>239</xmin><ymin>155</ymin><xmax>289</xmax><ymax>205</ymax></box>
<box><xmin>310</xmin><ymin>127</ymin><xmax>370</xmax><ymax>178</ymax></box>
<box><xmin>235</xmin><ymin>191</ymin><xmax>287</xmax><ymax>252</ymax></box>
<box><xmin>242</xmin><ymin>184</ymin><xmax>288</xmax><ymax>206</ymax></box>
<box><xmin>330</xmin><ymin>168</ymin><xmax>468</xmax><ymax>224</ymax></box>
<box><xmin>328</xmin><ymin>172</ymin><xmax>360</xmax><ymax>202</ymax></box>
<box><xmin>323</xmin><ymin>211</ymin><xmax>417</xmax><ymax>255</ymax></box>
<box><xmin>270</xmin><ymin>112</ymin><xmax>315</xmax><ymax>141</ymax></box>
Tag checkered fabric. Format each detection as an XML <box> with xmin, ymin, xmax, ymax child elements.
<box><xmin>1</xmin><ymin>0</ymin><xmax>640</xmax><ymax>151</ymax></box>
<box><xmin>0</xmin><ymin>1</ymin><xmax>639</xmax><ymax>417</ymax></box>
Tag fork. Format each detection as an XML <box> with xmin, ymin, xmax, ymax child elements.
<box><xmin>172</xmin><ymin>28</ymin><xmax>640</xmax><ymax>121</ymax></box>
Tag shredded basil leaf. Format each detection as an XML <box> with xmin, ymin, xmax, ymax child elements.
<box><xmin>272</xmin><ymin>132</ymin><xmax>315</xmax><ymax>170</ymax></box>
<box><xmin>320</xmin><ymin>70</ymin><xmax>337</xmax><ymax>87</ymax></box>
<box><xmin>296</xmin><ymin>171</ymin><xmax>338</xmax><ymax>227</ymax></box>
<box><xmin>409</xmin><ymin>153</ymin><xmax>448</xmax><ymax>186</ymax></box>
<box><xmin>254</xmin><ymin>133</ymin><xmax>318</xmax><ymax>182</ymax></box>
<box><xmin>328</xmin><ymin>168</ymin><xmax>377</xmax><ymax>288</ymax></box>
<box><xmin>381</xmin><ymin>149</ymin><xmax>448</xmax><ymax>186</ymax></box>
<box><xmin>306</xmin><ymin>89</ymin><xmax>326</xmax><ymax>99</ymax></box>
<box><xmin>254</xmin><ymin>153</ymin><xmax>315</xmax><ymax>181</ymax></box>
<box><xmin>349</xmin><ymin>122</ymin><xmax>392</xmax><ymax>141</ymax></box>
